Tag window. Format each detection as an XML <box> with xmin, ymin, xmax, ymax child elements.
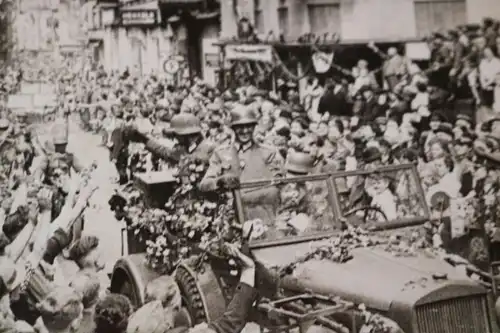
<box><xmin>278</xmin><ymin>5</ymin><xmax>289</xmax><ymax>38</ymax></box>
<box><xmin>414</xmin><ymin>0</ymin><xmax>466</xmax><ymax>37</ymax></box>
<box><xmin>254</xmin><ymin>0</ymin><xmax>264</xmax><ymax>34</ymax></box>
<box><xmin>308</xmin><ymin>3</ymin><xmax>341</xmax><ymax>36</ymax></box>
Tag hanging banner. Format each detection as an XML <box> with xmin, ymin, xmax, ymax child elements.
<box><xmin>405</xmin><ymin>42</ymin><xmax>431</xmax><ymax>60</ymax></box>
<box><xmin>312</xmin><ymin>51</ymin><xmax>334</xmax><ymax>74</ymax></box>
<box><xmin>225</xmin><ymin>44</ymin><xmax>273</xmax><ymax>63</ymax></box>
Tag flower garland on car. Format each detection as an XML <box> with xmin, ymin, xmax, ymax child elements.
<box><xmin>272</xmin><ymin>223</ymin><xmax>444</xmax><ymax>279</ymax></box>
<box><xmin>125</xmin><ymin>155</ymin><xmax>237</xmax><ymax>273</ymax></box>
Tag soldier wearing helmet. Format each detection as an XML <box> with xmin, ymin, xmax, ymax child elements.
<box><xmin>200</xmin><ymin>104</ymin><xmax>284</xmax><ymax>191</ymax></box>
<box><xmin>200</xmin><ymin>105</ymin><xmax>284</xmax><ymax>224</ymax></box>
<box><xmin>124</xmin><ymin>113</ymin><xmax>215</xmax><ymax>168</ymax></box>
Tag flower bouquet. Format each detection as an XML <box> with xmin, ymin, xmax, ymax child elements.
<box><xmin>123</xmin><ymin>155</ymin><xmax>239</xmax><ymax>273</ymax></box>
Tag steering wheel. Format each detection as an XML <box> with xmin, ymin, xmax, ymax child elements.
<box><xmin>343</xmin><ymin>205</ymin><xmax>388</xmax><ymax>223</ymax></box>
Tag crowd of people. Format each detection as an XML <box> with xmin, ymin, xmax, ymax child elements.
<box><xmin>1</xmin><ymin>16</ymin><xmax>500</xmax><ymax>333</ymax></box>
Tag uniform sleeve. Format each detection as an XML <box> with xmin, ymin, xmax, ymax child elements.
<box><xmin>208</xmin><ymin>283</ymin><xmax>258</xmax><ymax>333</ymax></box>
<box><xmin>31</xmin><ymin>155</ymin><xmax>49</xmax><ymax>182</ymax></box>
<box><xmin>199</xmin><ymin>146</ymin><xmax>239</xmax><ymax>192</ymax></box>
<box><xmin>144</xmin><ymin>136</ymin><xmax>178</xmax><ymax>162</ymax></box>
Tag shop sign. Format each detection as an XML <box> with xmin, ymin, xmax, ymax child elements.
<box><xmin>405</xmin><ymin>42</ymin><xmax>430</xmax><ymax>60</ymax></box>
<box><xmin>121</xmin><ymin>10</ymin><xmax>158</xmax><ymax>26</ymax></box>
<box><xmin>225</xmin><ymin>44</ymin><xmax>273</xmax><ymax>63</ymax></box>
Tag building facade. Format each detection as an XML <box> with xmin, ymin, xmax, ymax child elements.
<box><xmin>221</xmin><ymin>0</ymin><xmax>500</xmax><ymax>43</ymax></box>
<box><xmin>88</xmin><ymin>0</ymin><xmax>220</xmax><ymax>80</ymax></box>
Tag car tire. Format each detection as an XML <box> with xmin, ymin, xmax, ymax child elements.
<box><xmin>175</xmin><ymin>265</ymin><xmax>209</xmax><ymax>326</ymax></box>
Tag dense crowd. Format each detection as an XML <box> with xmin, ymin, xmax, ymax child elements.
<box><xmin>1</xmin><ymin>16</ymin><xmax>500</xmax><ymax>333</ymax></box>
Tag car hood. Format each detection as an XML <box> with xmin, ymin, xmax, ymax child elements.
<box><xmin>251</xmin><ymin>240</ymin><xmax>485</xmax><ymax>311</ymax></box>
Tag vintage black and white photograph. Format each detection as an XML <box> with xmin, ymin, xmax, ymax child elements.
<box><xmin>1</xmin><ymin>0</ymin><xmax>500</xmax><ymax>332</ymax></box>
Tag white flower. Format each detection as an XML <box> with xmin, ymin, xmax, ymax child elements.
<box><xmin>156</xmin><ymin>236</ymin><xmax>167</xmax><ymax>246</ymax></box>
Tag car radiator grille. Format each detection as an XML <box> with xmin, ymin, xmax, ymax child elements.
<box><xmin>415</xmin><ymin>295</ymin><xmax>490</xmax><ymax>333</ymax></box>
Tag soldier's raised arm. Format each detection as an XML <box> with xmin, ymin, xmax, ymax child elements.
<box><xmin>122</xmin><ymin>124</ymin><xmax>179</xmax><ymax>162</ymax></box>
<box><xmin>199</xmin><ymin>145</ymin><xmax>240</xmax><ymax>192</ymax></box>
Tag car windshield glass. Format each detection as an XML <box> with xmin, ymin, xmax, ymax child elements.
<box><xmin>238</xmin><ymin>164</ymin><xmax>429</xmax><ymax>244</ymax></box>
<box><xmin>332</xmin><ymin>164</ymin><xmax>429</xmax><ymax>225</ymax></box>
<box><xmin>239</xmin><ymin>175</ymin><xmax>338</xmax><ymax>242</ymax></box>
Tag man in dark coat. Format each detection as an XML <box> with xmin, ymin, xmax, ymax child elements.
<box><xmin>359</xmin><ymin>86</ymin><xmax>385</xmax><ymax>125</ymax></box>
<box><xmin>317</xmin><ymin>78</ymin><xmax>350</xmax><ymax>118</ymax></box>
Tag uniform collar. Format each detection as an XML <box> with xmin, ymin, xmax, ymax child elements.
<box><xmin>235</xmin><ymin>141</ymin><xmax>253</xmax><ymax>153</ymax></box>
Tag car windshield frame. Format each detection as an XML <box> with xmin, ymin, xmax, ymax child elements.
<box><xmin>233</xmin><ymin>163</ymin><xmax>431</xmax><ymax>249</ymax></box>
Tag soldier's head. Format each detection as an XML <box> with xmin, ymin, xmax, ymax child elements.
<box><xmin>170</xmin><ymin>113</ymin><xmax>203</xmax><ymax>148</ymax></box>
<box><xmin>285</xmin><ymin>150</ymin><xmax>315</xmax><ymax>177</ymax></box>
<box><xmin>230</xmin><ymin>105</ymin><xmax>258</xmax><ymax>144</ymax></box>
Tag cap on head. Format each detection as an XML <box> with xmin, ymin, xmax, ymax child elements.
<box><xmin>362</xmin><ymin>146</ymin><xmax>382</xmax><ymax>164</ymax></box>
<box><xmin>230</xmin><ymin>105</ymin><xmax>258</xmax><ymax>127</ymax></box>
<box><xmin>170</xmin><ymin>113</ymin><xmax>202</xmax><ymax>136</ymax></box>
<box><xmin>285</xmin><ymin>150</ymin><xmax>315</xmax><ymax>175</ymax></box>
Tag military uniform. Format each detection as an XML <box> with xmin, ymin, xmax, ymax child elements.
<box><xmin>201</xmin><ymin>142</ymin><xmax>284</xmax><ymax>224</ymax></box>
<box><xmin>125</xmin><ymin>113</ymin><xmax>216</xmax><ymax>175</ymax></box>
<box><xmin>200</xmin><ymin>105</ymin><xmax>285</xmax><ymax>224</ymax></box>
<box><xmin>144</xmin><ymin>136</ymin><xmax>215</xmax><ymax>171</ymax></box>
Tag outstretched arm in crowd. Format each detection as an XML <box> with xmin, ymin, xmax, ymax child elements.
<box><xmin>205</xmin><ymin>244</ymin><xmax>258</xmax><ymax>333</ymax></box>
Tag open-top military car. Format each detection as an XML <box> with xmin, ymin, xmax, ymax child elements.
<box><xmin>110</xmin><ymin>164</ymin><xmax>500</xmax><ymax>333</ymax></box>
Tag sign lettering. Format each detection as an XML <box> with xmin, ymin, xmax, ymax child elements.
<box><xmin>121</xmin><ymin>10</ymin><xmax>157</xmax><ymax>26</ymax></box>
<box><xmin>225</xmin><ymin>44</ymin><xmax>273</xmax><ymax>63</ymax></box>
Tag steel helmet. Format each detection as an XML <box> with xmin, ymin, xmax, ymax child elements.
<box><xmin>230</xmin><ymin>105</ymin><xmax>258</xmax><ymax>127</ymax></box>
<box><xmin>170</xmin><ymin>113</ymin><xmax>202</xmax><ymax>136</ymax></box>
<box><xmin>285</xmin><ymin>150</ymin><xmax>315</xmax><ymax>174</ymax></box>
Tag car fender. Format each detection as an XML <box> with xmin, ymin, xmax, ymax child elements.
<box><xmin>110</xmin><ymin>253</ymin><xmax>161</xmax><ymax>307</ymax></box>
